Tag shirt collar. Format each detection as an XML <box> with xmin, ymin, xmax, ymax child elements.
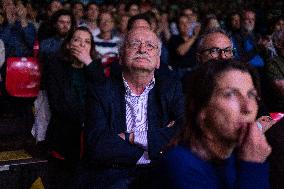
<box><xmin>122</xmin><ymin>74</ymin><xmax>155</xmax><ymax>96</ymax></box>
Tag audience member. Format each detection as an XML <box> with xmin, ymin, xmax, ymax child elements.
<box><xmin>116</xmin><ymin>14</ymin><xmax>130</xmax><ymax>39</ymax></box>
<box><xmin>125</xmin><ymin>2</ymin><xmax>140</xmax><ymax>17</ymax></box>
<box><xmin>81</xmin><ymin>27</ymin><xmax>184</xmax><ymax>189</ymax></box>
<box><xmin>161</xmin><ymin>60</ymin><xmax>271</xmax><ymax>189</ymax></box>
<box><xmin>0</xmin><ymin>0</ymin><xmax>36</xmax><ymax>57</ymax></box>
<box><xmin>232</xmin><ymin>9</ymin><xmax>265</xmax><ymax>68</ymax></box>
<box><xmin>126</xmin><ymin>13</ymin><xmax>171</xmax><ymax>76</ymax></box>
<box><xmin>80</xmin><ymin>2</ymin><xmax>100</xmax><ymax>38</ymax></box>
<box><xmin>202</xmin><ymin>14</ymin><xmax>221</xmax><ymax>33</ymax></box>
<box><xmin>196</xmin><ymin>29</ymin><xmax>233</xmax><ymax>64</ymax></box>
<box><xmin>93</xmin><ymin>11</ymin><xmax>120</xmax><ymax>57</ymax></box>
<box><xmin>40</xmin><ymin>10</ymin><xmax>75</xmax><ymax>60</ymax></box>
<box><xmin>264</xmin><ymin>29</ymin><xmax>284</xmax><ymax>111</ymax></box>
<box><xmin>72</xmin><ymin>1</ymin><xmax>84</xmax><ymax>26</ymax></box>
<box><xmin>45</xmin><ymin>26</ymin><xmax>98</xmax><ymax>165</ymax></box>
<box><xmin>168</xmin><ymin>14</ymin><xmax>200</xmax><ymax>78</ymax></box>
<box><xmin>38</xmin><ymin>0</ymin><xmax>62</xmax><ymax>42</ymax></box>
<box><xmin>157</xmin><ymin>11</ymin><xmax>171</xmax><ymax>43</ymax></box>
<box><xmin>226</xmin><ymin>11</ymin><xmax>241</xmax><ymax>35</ymax></box>
<box><xmin>196</xmin><ymin>28</ymin><xmax>276</xmax><ymax>129</ymax></box>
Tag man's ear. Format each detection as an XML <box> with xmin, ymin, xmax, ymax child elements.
<box><xmin>155</xmin><ymin>58</ymin><xmax>160</xmax><ymax>69</ymax></box>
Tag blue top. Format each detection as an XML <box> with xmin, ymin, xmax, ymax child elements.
<box><xmin>161</xmin><ymin>145</ymin><xmax>269</xmax><ymax>189</ymax></box>
<box><xmin>0</xmin><ymin>21</ymin><xmax>36</xmax><ymax>57</ymax></box>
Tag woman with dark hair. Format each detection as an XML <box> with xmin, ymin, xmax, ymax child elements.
<box><xmin>45</xmin><ymin>26</ymin><xmax>99</xmax><ymax>167</ymax></box>
<box><xmin>160</xmin><ymin>60</ymin><xmax>271</xmax><ymax>189</ymax></box>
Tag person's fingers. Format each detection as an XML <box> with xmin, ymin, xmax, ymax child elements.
<box><xmin>238</xmin><ymin>123</ymin><xmax>249</xmax><ymax>147</ymax></box>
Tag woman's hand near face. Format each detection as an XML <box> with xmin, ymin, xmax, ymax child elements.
<box><xmin>70</xmin><ymin>44</ymin><xmax>93</xmax><ymax>66</ymax></box>
<box><xmin>256</xmin><ymin>116</ymin><xmax>276</xmax><ymax>132</ymax></box>
<box><xmin>237</xmin><ymin>123</ymin><xmax>271</xmax><ymax>163</ymax></box>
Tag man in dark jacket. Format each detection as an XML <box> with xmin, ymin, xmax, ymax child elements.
<box><xmin>82</xmin><ymin>27</ymin><xmax>185</xmax><ymax>189</ymax></box>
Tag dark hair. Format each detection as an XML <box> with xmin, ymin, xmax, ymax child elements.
<box><xmin>48</xmin><ymin>0</ymin><xmax>61</xmax><ymax>11</ymax></box>
<box><xmin>59</xmin><ymin>26</ymin><xmax>97</xmax><ymax>63</ymax></box>
<box><xmin>86</xmin><ymin>2</ymin><xmax>99</xmax><ymax>11</ymax></box>
<box><xmin>97</xmin><ymin>11</ymin><xmax>114</xmax><ymax>25</ymax></box>
<box><xmin>171</xmin><ymin>59</ymin><xmax>260</xmax><ymax>147</ymax></box>
<box><xmin>125</xmin><ymin>2</ymin><xmax>139</xmax><ymax>12</ymax></box>
<box><xmin>72</xmin><ymin>1</ymin><xmax>84</xmax><ymax>9</ymax></box>
<box><xmin>127</xmin><ymin>13</ymin><xmax>151</xmax><ymax>31</ymax></box>
<box><xmin>51</xmin><ymin>9</ymin><xmax>76</xmax><ymax>33</ymax></box>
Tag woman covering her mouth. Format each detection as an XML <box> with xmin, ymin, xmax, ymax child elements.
<box><xmin>158</xmin><ymin>59</ymin><xmax>271</xmax><ymax>189</ymax></box>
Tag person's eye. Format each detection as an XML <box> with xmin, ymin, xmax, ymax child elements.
<box><xmin>85</xmin><ymin>40</ymin><xmax>91</xmax><ymax>44</ymax></box>
<box><xmin>224</xmin><ymin>48</ymin><xmax>233</xmax><ymax>54</ymax></box>
<box><xmin>130</xmin><ymin>41</ymin><xmax>140</xmax><ymax>48</ymax></box>
<box><xmin>209</xmin><ymin>48</ymin><xmax>219</xmax><ymax>54</ymax></box>
<box><xmin>72</xmin><ymin>38</ymin><xmax>79</xmax><ymax>42</ymax></box>
<box><xmin>146</xmin><ymin>43</ymin><xmax>155</xmax><ymax>50</ymax></box>
<box><xmin>222</xmin><ymin>90</ymin><xmax>238</xmax><ymax>98</ymax></box>
<box><xmin>248</xmin><ymin>90</ymin><xmax>259</xmax><ymax>100</ymax></box>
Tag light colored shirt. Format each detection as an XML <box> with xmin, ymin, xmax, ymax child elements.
<box><xmin>123</xmin><ymin>76</ymin><xmax>155</xmax><ymax>164</ymax></box>
<box><xmin>93</xmin><ymin>35</ymin><xmax>121</xmax><ymax>57</ymax></box>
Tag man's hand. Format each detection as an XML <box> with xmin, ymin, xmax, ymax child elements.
<box><xmin>238</xmin><ymin>122</ymin><xmax>272</xmax><ymax>163</ymax></box>
<box><xmin>118</xmin><ymin>132</ymin><xmax>134</xmax><ymax>144</ymax></box>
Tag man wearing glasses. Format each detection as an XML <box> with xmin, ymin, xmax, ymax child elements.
<box><xmin>196</xmin><ymin>28</ymin><xmax>234</xmax><ymax>63</ymax></box>
<box><xmin>81</xmin><ymin>27</ymin><xmax>184</xmax><ymax>189</ymax></box>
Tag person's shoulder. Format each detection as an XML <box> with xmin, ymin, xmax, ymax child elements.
<box><xmin>41</xmin><ymin>37</ymin><xmax>59</xmax><ymax>46</ymax></box>
<box><xmin>89</xmin><ymin>74</ymin><xmax>121</xmax><ymax>91</ymax></box>
<box><xmin>155</xmin><ymin>72</ymin><xmax>181</xmax><ymax>89</ymax></box>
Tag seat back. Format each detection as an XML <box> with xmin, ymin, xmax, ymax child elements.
<box><xmin>101</xmin><ymin>52</ymin><xmax>119</xmax><ymax>77</ymax></box>
<box><xmin>6</xmin><ymin>57</ymin><xmax>41</xmax><ymax>97</ymax></box>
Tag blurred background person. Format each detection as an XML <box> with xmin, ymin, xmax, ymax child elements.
<box><xmin>93</xmin><ymin>11</ymin><xmax>120</xmax><ymax>57</ymax></box>
<box><xmin>0</xmin><ymin>0</ymin><xmax>36</xmax><ymax>57</ymax></box>
<box><xmin>264</xmin><ymin>29</ymin><xmax>284</xmax><ymax>111</ymax></box>
<box><xmin>226</xmin><ymin>11</ymin><xmax>241</xmax><ymax>35</ymax></box>
<box><xmin>72</xmin><ymin>1</ymin><xmax>84</xmax><ymax>26</ymax></box>
<box><xmin>168</xmin><ymin>13</ymin><xmax>200</xmax><ymax>79</ymax></box>
<box><xmin>80</xmin><ymin>2</ymin><xmax>100</xmax><ymax>38</ymax></box>
<box><xmin>38</xmin><ymin>0</ymin><xmax>62</xmax><ymax>42</ymax></box>
<box><xmin>125</xmin><ymin>2</ymin><xmax>139</xmax><ymax>17</ymax></box>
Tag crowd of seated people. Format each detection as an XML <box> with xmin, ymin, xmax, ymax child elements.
<box><xmin>0</xmin><ymin>0</ymin><xmax>284</xmax><ymax>188</ymax></box>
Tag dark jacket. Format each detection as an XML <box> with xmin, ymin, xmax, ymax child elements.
<box><xmin>84</xmin><ymin>73</ymin><xmax>185</xmax><ymax>167</ymax></box>
<box><xmin>45</xmin><ymin>55</ymin><xmax>103</xmax><ymax>163</ymax></box>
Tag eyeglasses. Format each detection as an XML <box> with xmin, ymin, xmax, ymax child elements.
<box><xmin>127</xmin><ymin>40</ymin><xmax>158</xmax><ymax>51</ymax></box>
<box><xmin>199</xmin><ymin>47</ymin><xmax>235</xmax><ymax>58</ymax></box>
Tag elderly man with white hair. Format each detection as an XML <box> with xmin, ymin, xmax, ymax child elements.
<box><xmin>81</xmin><ymin>27</ymin><xmax>185</xmax><ymax>189</ymax></box>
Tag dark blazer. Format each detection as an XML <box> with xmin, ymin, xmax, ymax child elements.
<box><xmin>45</xmin><ymin>55</ymin><xmax>103</xmax><ymax>163</ymax></box>
<box><xmin>84</xmin><ymin>73</ymin><xmax>185</xmax><ymax>166</ymax></box>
